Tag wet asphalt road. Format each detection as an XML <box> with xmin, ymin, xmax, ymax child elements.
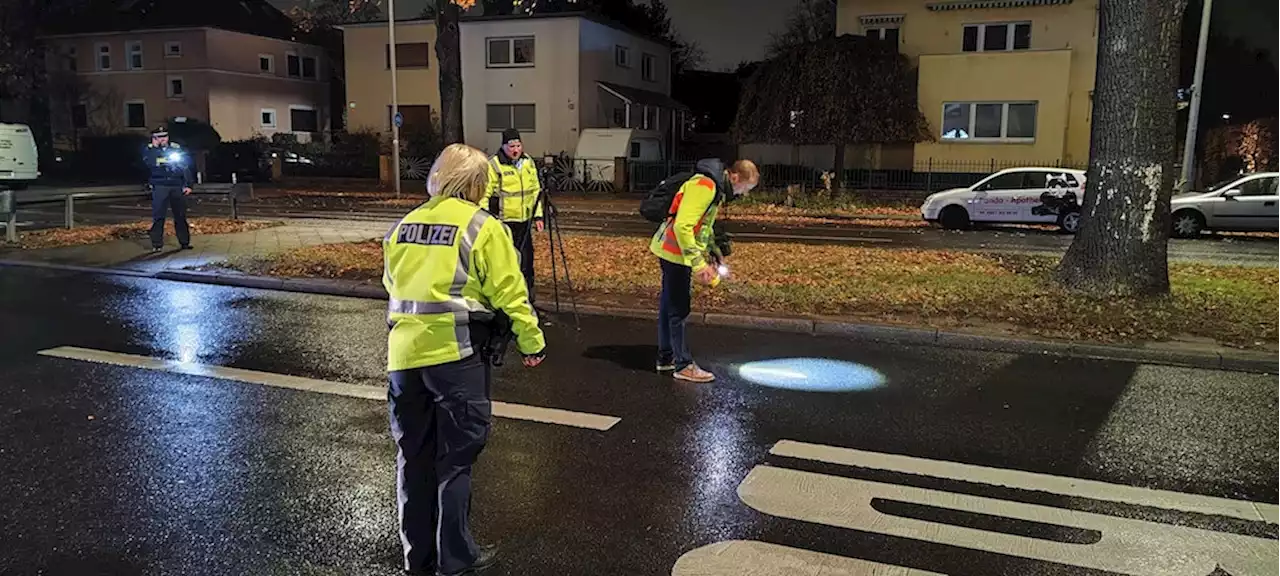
<box><xmin>9</xmin><ymin>195</ymin><xmax>1277</xmax><ymax>266</ymax></box>
<box><xmin>0</xmin><ymin>267</ymin><xmax>1276</xmax><ymax>576</ymax></box>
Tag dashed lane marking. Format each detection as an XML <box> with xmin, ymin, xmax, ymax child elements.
<box><xmin>37</xmin><ymin>346</ymin><xmax>620</xmax><ymax>431</ymax></box>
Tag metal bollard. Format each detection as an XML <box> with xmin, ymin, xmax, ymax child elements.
<box><xmin>229</xmin><ymin>186</ymin><xmax>238</xmax><ymax>220</ymax></box>
<box><xmin>1</xmin><ymin>189</ymin><xmax>14</xmax><ymax>243</ymax></box>
<box><xmin>64</xmin><ymin>195</ymin><xmax>75</xmax><ymax>229</ymax></box>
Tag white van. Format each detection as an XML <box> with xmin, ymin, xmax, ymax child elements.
<box><xmin>0</xmin><ymin>123</ymin><xmax>39</xmax><ymax>189</ymax></box>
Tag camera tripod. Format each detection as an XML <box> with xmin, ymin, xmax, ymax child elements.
<box><xmin>512</xmin><ymin>163</ymin><xmax>581</xmax><ymax>329</ymax></box>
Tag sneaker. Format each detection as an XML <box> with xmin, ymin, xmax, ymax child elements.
<box><xmin>673</xmin><ymin>363</ymin><xmax>715</xmax><ymax>383</ymax></box>
<box><xmin>150</xmin><ymin>246</ymin><xmax>163</xmax><ymax>253</ymax></box>
<box><xmin>656</xmin><ymin>361</ymin><xmax>676</xmax><ymax>372</ymax></box>
<box><xmin>180</xmin><ymin>244</ymin><xmax>194</xmax><ymax>250</ymax></box>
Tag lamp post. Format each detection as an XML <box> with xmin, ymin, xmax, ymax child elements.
<box><xmin>387</xmin><ymin>0</ymin><xmax>402</xmax><ymax>198</ymax></box>
<box><xmin>1179</xmin><ymin>0</ymin><xmax>1213</xmax><ymax>192</ymax></box>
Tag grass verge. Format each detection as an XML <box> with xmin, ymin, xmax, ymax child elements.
<box><xmin>15</xmin><ymin>219</ymin><xmax>283</xmax><ymax>250</ymax></box>
<box><xmin>222</xmin><ymin>233</ymin><xmax>1277</xmax><ymax>349</ymax></box>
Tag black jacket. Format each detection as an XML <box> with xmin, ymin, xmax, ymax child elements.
<box><xmin>143</xmin><ymin>144</ymin><xmax>194</xmax><ymax>187</ymax></box>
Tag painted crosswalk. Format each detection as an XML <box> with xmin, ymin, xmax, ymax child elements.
<box><xmin>37</xmin><ymin>346</ymin><xmax>620</xmax><ymax>431</ymax></box>
<box><xmin>674</xmin><ymin>440</ymin><xmax>1279</xmax><ymax>576</ymax></box>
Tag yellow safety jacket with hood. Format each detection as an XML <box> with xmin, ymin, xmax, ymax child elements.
<box><xmin>383</xmin><ymin>195</ymin><xmax>545</xmax><ymax>372</ymax></box>
<box><xmin>481</xmin><ymin>151</ymin><xmax>545</xmax><ymax>223</ymax></box>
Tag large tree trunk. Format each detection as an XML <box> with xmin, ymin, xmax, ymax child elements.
<box><xmin>435</xmin><ymin>0</ymin><xmax>464</xmax><ymax>145</ymax></box>
<box><xmin>1056</xmin><ymin>0</ymin><xmax>1189</xmax><ymax>296</ymax></box>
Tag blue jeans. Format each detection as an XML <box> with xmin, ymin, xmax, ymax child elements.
<box><xmin>657</xmin><ymin>259</ymin><xmax>693</xmax><ymax>369</ymax></box>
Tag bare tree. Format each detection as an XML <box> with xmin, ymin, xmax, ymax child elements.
<box><xmin>435</xmin><ymin>0</ymin><xmax>472</xmax><ymax>145</ymax></box>
<box><xmin>1056</xmin><ymin>0</ymin><xmax>1190</xmax><ymax>296</ymax></box>
<box><xmin>766</xmin><ymin>0</ymin><xmax>836</xmax><ymax>59</ymax></box>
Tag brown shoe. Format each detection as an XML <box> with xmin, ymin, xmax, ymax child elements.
<box><xmin>673</xmin><ymin>363</ymin><xmax>715</xmax><ymax>383</ymax></box>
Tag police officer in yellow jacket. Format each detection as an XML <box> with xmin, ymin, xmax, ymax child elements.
<box><xmin>481</xmin><ymin>129</ymin><xmax>544</xmax><ymax>303</ymax></box>
<box><xmin>384</xmin><ymin>143</ymin><xmax>546</xmax><ymax>576</ymax></box>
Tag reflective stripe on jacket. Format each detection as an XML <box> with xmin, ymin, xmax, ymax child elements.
<box><xmin>481</xmin><ymin>154</ymin><xmax>544</xmax><ymax>222</ymax></box>
<box><xmin>383</xmin><ymin>195</ymin><xmax>545</xmax><ymax>371</ymax></box>
<box><xmin>649</xmin><ymin>174</ymin><xmax>721</xmax><ymax>271</ymax></box>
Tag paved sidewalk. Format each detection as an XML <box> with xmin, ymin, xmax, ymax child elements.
<box><xmin>0</xmin><ymin>219</ymin><xmax>392</xmax><ymax>273</ymax></box>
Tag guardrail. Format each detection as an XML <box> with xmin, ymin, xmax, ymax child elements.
<box><xmin>1</xmin><ymin>182</ymin><xmax>253</xmax><ymax>243</ymax></box>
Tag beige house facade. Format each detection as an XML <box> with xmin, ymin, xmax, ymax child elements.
<box><xmin>342</xmin><ymin>13</ymin><xmax>679</xmax><ymax>157</ymax></box>
<box><xmin>43</xmin><ymin>27</ymin><xmax>329</xmax><ymax>145</ymax></box>
<box><xmin>837</xmin><ymin>0</ymin><xmax>1099</xmax><ymax>167</ymax></box>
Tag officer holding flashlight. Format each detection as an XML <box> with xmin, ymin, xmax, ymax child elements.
<box><xmin>143</xmin><ymin>126</ymin><xmax>193</xmax><ymax>252</ymax></box>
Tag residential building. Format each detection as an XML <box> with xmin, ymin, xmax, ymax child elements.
<box><xmin>342</xmin><ymin>13</ymin><xmax>683</xmax><ymax>157</ymax></box>
<box><xmin>42</xmin><ymin>0</ymin><xmax>329</xmax><ymax>145</ymax></box>
<box><xmin>837</xmin><ymin>0</ymin><xmax>1099</xmax><ymax>167</ymax></box>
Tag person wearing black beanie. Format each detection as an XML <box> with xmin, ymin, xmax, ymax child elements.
<box><xmin>481</xmin><ymin>128</ymin><xmax>544</xmax><ymax>304</ymax></box>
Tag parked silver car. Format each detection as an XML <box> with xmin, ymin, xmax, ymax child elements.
<box><xmin>1171</xmin><ymin>172</ymin><xmax>1279</xmax><ymax>238</ymax></box>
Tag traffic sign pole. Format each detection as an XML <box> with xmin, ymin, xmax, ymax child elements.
<box><xmin>388</xmin><ymin>0</ymin><xmax>402</xmax><ymax>198</ymax></box>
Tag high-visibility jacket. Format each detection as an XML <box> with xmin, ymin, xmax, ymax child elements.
<box><xmin>650</xmin><ymin>173</ymin><xmax>722</xmax><ymax>272</ymax></box>
<box><xmin>383</xmin><ymin>195</ymin><xmax>545</xmax><ymax>372</ymax></box>
<box><xmin>481</xmin><ymin>153</ymin><xmax>544</xmax><ymax>222</ymax></box>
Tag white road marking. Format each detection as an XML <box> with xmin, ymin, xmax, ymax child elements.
<box><xmin>37</xmin><ymin>346</ymin><xmax>620</xmax><ymax>431</ymax></box>
<box><xmin>672</xmin><ymin>540</ymin><xmax>946</xmax><ymax>576</ymax></box>
<box><xmin>771</xmin><ymin>440</ymin><xmax>1279</xmax><ymax>524</ymax></box>
<box><xmin>738</xmin><ymin>465</ymin><xmax>1276</xmax><ymax>576</ymax></box>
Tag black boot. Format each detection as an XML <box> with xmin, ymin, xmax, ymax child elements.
<box><xmin>438</xmin><ymin>544</ymin><xmax>498</xmax><ymax>576</ymax></box>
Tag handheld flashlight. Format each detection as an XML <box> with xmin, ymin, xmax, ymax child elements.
<box><xmin>167</xmin><ymin>151</ymin><xmax>184</xmax><ymax>163</ymax></box>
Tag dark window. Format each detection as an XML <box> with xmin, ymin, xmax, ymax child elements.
<box><xmin>980</xmin><ymin>172</ymin><xmax>1026</xmax><ymax>191</ymax></box>
<box><xmin>261</xmin><ymin>110</ymin><xmax>276</xmax><ymax>127</ymax></box>
<box><xmin>486</xmin><ymin>104</ymin><xmax>535</xmax><ymax>132</ymax></box>
<box><xmin>487</xmin><ymin>39</ymin><xmax>511</xmax><ymax>65</ymax></box>
<box><xmin>1239</xmin><ymin>177</ymin><xmax>1278</xmax><ymax>196</ymax></box>
<box><xmin>259</xmin><ymin>55</ymin><xmax>272</xmax><ymax>72</ymax></box>
<box><xmin>629</xmin><ymin>142</ymin><xmax>641</xmax><ymax>158</ymax></box>
<box><xmin>974</xmin><ymin>103</ymin><xmax>1003</xmax><ymax>138</ymax></box>
<box><xmin>884</xmin><ymin>27</ymin><xmax>900</xmax><ymax>45</ymax></box>
<box><xmin>302</xmin><ymin>56</ymin><xmax>317</xmax><ymax>79</ymax></box>
<box><xmin>66</xmin><ymin>47</ymin><xmax>77</xmax><ymax>71</ymax></box>
<box><xmin>71</xmin><ymin>104</ymin><xmax>87</xmax><ymax>129</ymax></box>
<box><xmin>287</xmin><ymin>54</ymin><xmax>301</xmax><ymax>77</ymax></box>
<box><xmin>168</xmin><ymin>77</ymin><xmax>184</xmax><ymax>97</ymax></box>
<box><xmin>1013</xmin><ymin>23</ymin><xmax>1032</xmax><ymax>50</ymax></box>
<box><xmin>641</xmin><ymin>53</ymin><xmax>656</xmax><ymax>82</ymax></box>
<box><xmin>962</xmin><ymin>26</ymin><xmax>978</xmax><ymax>52</ymax></box>
<box><xmin>97</xmin><ymin>44</ymin><xmax>111</xmax><ymax>71</ymax></box>
<box><xmin>1006</xmin><ymin>103</ymin><xmax>1036</xmax><ymax>138</ymax></box>
<box><xmin>983</xmin><ymin>24</ymin><xmax>1008</xmax><ymax>51</ymax></box>
<box><xmin>386</xmin><ymin>43</ymin><xmax>430</xmax><ymax>69</ymax></box>
<box><xmin>513</xmin><ymin>38</ymin><xmax>534</xmax><ymax>64</ymax></box>
<box><xmin>290</xmin><ymin>108</ymin><xmax>319</xmax><ymax>132</ymax></box>
<box><xmin>615</xmin><ymin>45</ymin><xmax>631</xmax><ymax>67</ymax></box>
<box><xmin>126</xmin><ymin>102</ymin><xmax>146</xmax><ymax>128</ymax></box>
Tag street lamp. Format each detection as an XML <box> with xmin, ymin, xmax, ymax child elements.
<box><xmin>387</xmin><ymin>0</ymin><xmax>402</xmax><ymax>198</ymax></box>
<box><xmin>1179</xmin><ymin>0</ymin><xmax>1213</xmax><ymax>192</ymax></box>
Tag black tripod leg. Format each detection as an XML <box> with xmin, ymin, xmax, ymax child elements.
<box><xmin>550</xmin><ymin>215</ymin><xmax>580</xmax><ymax>327</ymax></box>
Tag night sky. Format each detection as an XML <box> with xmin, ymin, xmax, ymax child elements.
<box><xmin>272</xmin><ymin>0</ymin><xmax>1275</xmax><ymax>70</ymax></box>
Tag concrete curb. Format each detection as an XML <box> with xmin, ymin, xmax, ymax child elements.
<box><xmin>5</xmin><ymin>259</ymin><xmax>1276</xmax><ymax>374</ymax></box>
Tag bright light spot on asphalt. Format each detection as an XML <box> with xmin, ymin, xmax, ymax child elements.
<box><xmin>738</xmin><ymin>358</ymin><xmax>886</xmax><ymax>392</ymax></box>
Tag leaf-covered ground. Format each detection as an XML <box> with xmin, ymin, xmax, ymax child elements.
<box><xmin>15</xmin><ymin>219</ymin><xmax>283</xmax><ymax>250</ymax></box>
<box><xmin>223</xmin><ymin>233</ymin><xmax>1278</xmax><ymax>349</ymax></box>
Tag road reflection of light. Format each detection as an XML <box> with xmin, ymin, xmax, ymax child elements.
<box><xmin>738</xmin><ymin>358</ymin><xmax>887</xmax><ymax>392</ymax></box>
<box><xmin>166</xmin><ymin>286</ymin><xmax>206</xmax><ymax>365</ymax></box>
<box><xmin>686</xmin><ymin>403</ymin><xmax>749</xmax><ymax>541</ymax></box>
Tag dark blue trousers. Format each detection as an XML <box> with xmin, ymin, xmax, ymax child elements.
<box><xmin>657</xmin><ymin>258</ymin><xmax>693</xmax><ymax>369</ymax></box>
<box><xmin>149</xmin><ymin>185</ymin><xmax>190</xmax><ymax>249</ymax></box>
<box><xmin>389</xmin><ymin>353</ymin><xmax>492</xmax><ymax>574</ymax></box>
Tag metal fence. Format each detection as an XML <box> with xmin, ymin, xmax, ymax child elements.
<box><xmin>626</xmin><ymin>158</ymin><xmax>1087</xmax><ymax>195</ymax></box>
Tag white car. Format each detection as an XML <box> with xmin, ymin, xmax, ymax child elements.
<box><xmin>921</xmin><ymin>167</ymin><xmax>1088</xmax><ymax>233</ymax></box>
<box><xmin>0</xmin><ymin>123</ymin><xmax>39</xmax><ymax>190</ymax></box>
<box><xmin>1170</xmin><ymin>172</ymin><xmax>1279</xmax><ymax>238</ymax></box>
